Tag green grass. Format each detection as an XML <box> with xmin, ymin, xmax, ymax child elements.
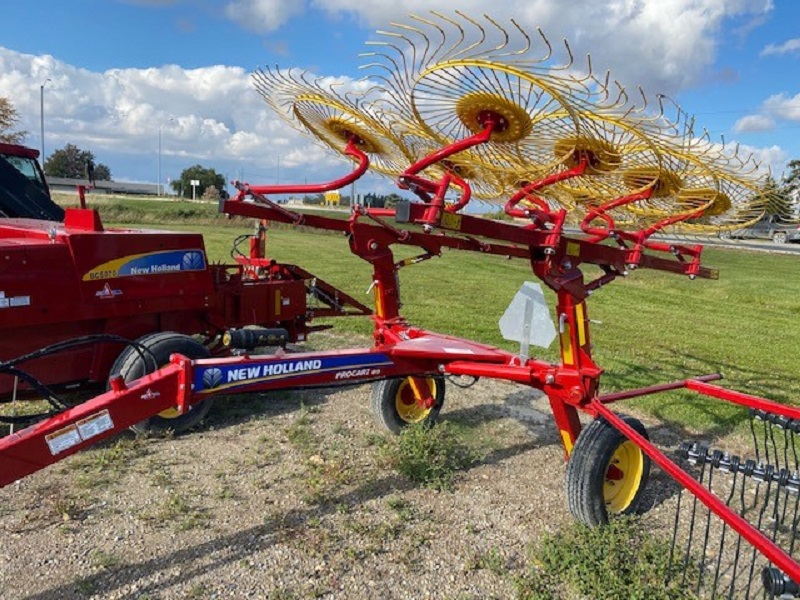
<box><xmin>209</xmin><ymin>223</ymin><xmax>799</xmax><ymax>436</ymax></box>
<box><xmin>381</xmin><ymin>421</ymin><xmax>482</xmax><ymax>491</ymax></box>
<box><xmin>515</xmin><ymin>517</ymin><xmax>700</xmax><ymax>600</ymax></box>
<box><xmin>73</xmin><ymin>196</ymin><xmax>800</xmax><ymax>435</ymax></box>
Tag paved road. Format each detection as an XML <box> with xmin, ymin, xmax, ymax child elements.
<box><xmin>664</xmin><ymin>235</ymin><xmax>800</xmax><ymax>256</ymax></box>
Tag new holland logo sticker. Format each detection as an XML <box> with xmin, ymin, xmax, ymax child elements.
<box><xmin>194</xmin><ymin>353</ymin><xmax>394</xmax><ymax>394</ymax></box>
<box><xmin>203</xmin><ymin>368</ymin><xmax>224</xmax><ymax>389</ymax></box>
<box><xmin>82</xmin><ymin>250</ymin><xmax>207</xmax><ymax>281</ymax></box>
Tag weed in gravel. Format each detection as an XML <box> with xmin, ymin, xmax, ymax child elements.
<box><xmin>214</xmin><ymin>483</ymin><xmax>239</xmax><ymax>500</ymax></box>
<box><xmin>146</xmin><ymin>491</ymin><xmax>209</xmax><ymax>531</ymax></box>
<box><xmin>382</xmin><ymin>422</ymin><xmax>480</xmax><ymax>491</ymax></box>
<box><xmin>331</xmin><ymin>420</ymin><xmax>350</xmax><ymax>436</ymax></box>
<box><xmin>74</xmin><ymin>575</ymin><xmax>99</xmax><ymax>596</ymax></box>
<box><xmin>70</xmin><ymin>435</ymin><xmax>150</xmax><ymax>489</ymax></box>
<box><xmin>514</xmin><ymin>516</ymin><xmax>701</xmax><ymax>600</ymax></box>
<box><xmin>361</xmin><ymin>431</ymin><xmax>389</xmax><ymax>448</ymax></box>
<box><xmin>386</xmin><ymin>495</ymin><xmax>414</xmax><ymax>521</ymax></box>
<box><xmin>185</xmin><ymin>584</ymin><xmax>207</xmax><ymax>598</ymax></box>
<box><xmin>466</xmin><ymin>546</ymin><xmax>509</xmax><ymax>577</ymax></box>
<box><xmin>397</xmin><ymin>530</ymin><xmax>432</xmax><ymax>568</ymax></box>
<box><xmin>266</xmin><ymin>588</ymin><xmax>300</xmax><ymax>600</ymax></box>
<box><xmin>301</xmin><ymin>454</ymin><xmax>352</xmax><ymax>505</ymax></box>
<box><xmin>149</xmin><ymin>465</ymin><xmax>173</xmax><ymax>488</ymax></box>
<box><xmin>48</xmin><ymin>491</ymin><xmax>88</xmax><ymax>522</ymax></box>
<box><xmin>88</xmin><ymin>548</ymin><xmax>122</xmax><ymax>570</ymax></box>
<box><xmin>285</xmin><ymin>408</ymin><xmax>317</xmax><ymax>453</ymax></box>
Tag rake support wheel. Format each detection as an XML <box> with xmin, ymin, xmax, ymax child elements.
<box><xmin>371</xmin><ymin>376</ymin><xmax>445</xmax><ymax>434</ymax></box>
<box><xmin>566</xmin><ymin>414</ymin><xmax>651</xmax><ymax>526</ymax></box>
<box><xmin>109</xmin><ymin>332</ymin><xmax>214</xmax><ymax>435</ymax></box>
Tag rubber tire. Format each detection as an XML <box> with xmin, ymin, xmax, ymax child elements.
<box><xmin>371</xmin><ymin>376</ymin><xmax>445</xmax><ymax>434</ymax></box>
<box><xmin>566</xmin><ymin>414</ymin><xmax>651</xmax><ymax>526</ymax></box>
<box><xmin>773</xmin><ymin>231</ymin><xmax>788</xmax><ymax>244</ymax></box>
<box><xmin>109</xmin><ymin>332</ymin><xmax>213</xmax><ymax>435</ymax></box>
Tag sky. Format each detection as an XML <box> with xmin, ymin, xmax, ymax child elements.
<box><xmin>0</xmin><ymin>0</ymin><xmax>798</xmax><ymax>200</ymax></box>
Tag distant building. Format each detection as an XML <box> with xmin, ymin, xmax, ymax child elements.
<box><xmin>47</xmin><ymin>177</ymin><xmax>160</xmax><ymax>196</ymax></box>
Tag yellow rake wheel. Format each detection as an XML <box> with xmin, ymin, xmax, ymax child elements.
<box><xmin>603</xmin><ymin>440</ymin><xmax>646</xmax><ymax>514</ymax></box>
<box><xmin>410</xmin><ymin>60</ymin><xmax>581</xmax><ymax>179</ymax></box>
<box><xmin>370</xmin><ymin>376</ymin><xmax>445</xmax><ymax>434</ymax></box>
<box><xmin>291</xmin><ymin>93</ymin><xmax>413</xmax><ymax>178</ymax></box>
<box><xmin>251</xmin><ymin>66</ymin><xmax>412</xmax><ymax>179</ymax></box>
<box><xmin>566</xmin><ymin>414</ymin><xmax>651</xmax><ymax>526</ymax></box>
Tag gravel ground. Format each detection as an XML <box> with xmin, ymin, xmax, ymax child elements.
<box><xmin>0</xmin><ymin>339</ymin><xmax>748</xmax><ymax>600</ymax></box>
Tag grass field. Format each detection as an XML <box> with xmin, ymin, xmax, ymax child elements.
<box><xmin>65</xmin><ymin>193</ymin><xmax>800</xmax><ymax>437</ymax></box>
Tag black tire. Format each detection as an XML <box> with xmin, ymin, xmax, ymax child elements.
<box><xmin>109</xmin><ymin>332</ymin><xmax>213</xmax><ymax>435</ymax></box>
<box><xmin>566</xmin><ymin>414</ymin><xmax>651</xmax><ymax>526</ymax></box>
<box><xmin>371</xmin><ymin>376</ymin><xmax>445</xmax><ymax>434</ymax></box>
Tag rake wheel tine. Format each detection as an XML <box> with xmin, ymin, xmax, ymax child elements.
<box><xmin>713</xmin><ymin>457</ymin><xmax>741</xmax><ymax>597</ymax></box>
<box><xmin>697</xmin><ymin>463</ymin><xmax>717</xmax><ymax>593</ymax></box>
<box><xmin>751</xmin><ymin>413</ymin><xmax>762</xmax><ymax>463</ymax></box>
<box><xmin>683</xmin><ymin>447</ymin><xmax>708</xmax><ymax>586</ymax></box>
<box><xmin>746</xmin><ymin>471</ymin><xmax>774</xmax><ymax>598</ymax></box>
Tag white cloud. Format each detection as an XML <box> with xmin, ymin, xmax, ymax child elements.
<box><xmin>216</xmin><ymin>0</ymin><xmax>776</xmax><ymax>95</ymax></box>
<box><xmin>760</xmin><ymin>37</ymin><xmax>800</xmax><ymax>57</ymax></box>
<box><xmin>763</xmin><ymin>92</ymin><xmax>800</xmax><ymax>121</ymax></box>
<box><xmin>737</xmin><ymin>143</ymin><xmax>788</xmax><ymax>178</ymax></box>
<box><xmin>0</xmin><ymin>46</ymin><xmax>355</xmax><ymax>184</ymax></box>
<box><xmin>732</xmin><ymin>114</ymin><xmax>775</xmax><ymax>132</ymax></box>
<box><xmin>307</xmin><ymin>0</ymin><xmax>774</xmax><ymax>94</ymax></box>
<box><xmin>225</xmin><ymin>0</ymin><xmax>305</xmax><ymax>32</ymax></box>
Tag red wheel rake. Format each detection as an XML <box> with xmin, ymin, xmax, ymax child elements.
<box><xmin>2</xmin><ymin>12</ymin><xmax>799</xmax><ymax>598</ymax></box>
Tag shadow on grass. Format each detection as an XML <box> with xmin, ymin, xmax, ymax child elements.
<box><xmin>598</xmin><ymin>346</ymin><xmax>795</xmax><ymax>443</ymax></box>
<box><xmin>200</xmin><ymin>381</ymin><xmax>373</xmax><ymax>432</ymax></box>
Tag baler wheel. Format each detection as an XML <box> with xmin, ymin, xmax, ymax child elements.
<box><xmin>109</xmin><ymin>332</ymin><xmax>214</xmax><ymax>435</ymax></box>
<box><xmin>371</xmin><ymin>376</ymin><xmax>445</xmax><ymax>434</ymax></box>
<box><xmin>565</xmin><ymin>414</ymin><xmax>651</xmax><ymax>526</ymax></box>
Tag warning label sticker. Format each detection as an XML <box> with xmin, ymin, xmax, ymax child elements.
<box><xmin>45</xmin><ymin>425</ymin><xmax>82</xmax><ymax>455</ymax></box>
<box><xmin>45</xmin><ymin>410</ymin><xmax>115</xmax><ymax>455</ymax></box>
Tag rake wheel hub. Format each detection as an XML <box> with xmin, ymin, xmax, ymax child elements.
<box><xmin>553</xmin><ymin>136</ymin><xmax>621</xmax><ymax>175</ymax></box>
<box><xmin>455</xmin><ymin>93</ymin><xmax>532</xmax><ymax>143</ymax></box>
<box><xmin>622</xmin><ymin>167</ymin><xmax>682</xmax><ymax>198</ymax></box>
<box><xmin>324</xmin><ymin>118</ymin><xmax>385</xmax><ymax>155</ymax></box>
<box><xmin>678</xmin><ymin>187</ymin><xmax>732</xmax><ymax>217</ymax></box>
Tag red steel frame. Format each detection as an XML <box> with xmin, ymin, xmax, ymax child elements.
<box><xmin>2</xmin><ymin>124</ymin><xmax>798</xmax><ymax>583</ymax></box>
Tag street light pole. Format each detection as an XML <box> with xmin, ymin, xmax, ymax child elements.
<box><xmin>157</xmin><ymin>117</ymin><xmax>173</xmax><ymax>196</ymax></box>
<box><xmin>40</xmin><ymin>78</ymin><xmax>51</xmax><ymax>166</ymax></box>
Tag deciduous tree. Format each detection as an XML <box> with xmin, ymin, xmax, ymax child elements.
<box><xmin>171</xmin><ymin>165</ymin><xmax>225</xmax><ymax>199</ymax></box>
<box><xmin>44</xmin><ymin>144</ymin><xmax>112</xmax><ymax>180</ymax></box>
<box><xmin>0</xmin><ymin>97</ymin><xmax>26</xmax><ymax>144</ymax></box>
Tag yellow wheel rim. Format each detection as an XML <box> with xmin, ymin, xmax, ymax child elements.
<box><xmin>621</xmin><ymin>167</ymin><xmax>683</xmax><ymax>198</ymax></box>
<box><xmin>157</xmin><ymin>407</ymin><xmax>182</xmax><ymax>419</ymax></box>
<box><xmin>323</xmin><ymin>116</ymin><xmax>386</xmax><ymax>155</ymax></box>
<box><xmin>678</xmin><ymin>188</ymin><xmax>732</xmax><ymax>217</ymax></box>
<box><xmin>553</xmin><ymin>136</ymin><xmax>621</xmax><ymax>175</ymax></box>
<box><xmin>603</xmin><ymin>440</ymin><xmax>645</xmax><ymax>513</ymax></box>
<box><xmin>395</xmin><ymin>378</ymin><xmax>437</xmax><ymax>424</ymax></box>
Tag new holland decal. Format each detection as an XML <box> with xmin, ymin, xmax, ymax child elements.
<box><xmin>194</xmin><ymin>353</ymin><xmax>393</xmax><ymax>394</ymax></box>
<box><xmin>83</xmin><ymin>250</ymin><xmax>206</xmax><ymax>281</ymax></box>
